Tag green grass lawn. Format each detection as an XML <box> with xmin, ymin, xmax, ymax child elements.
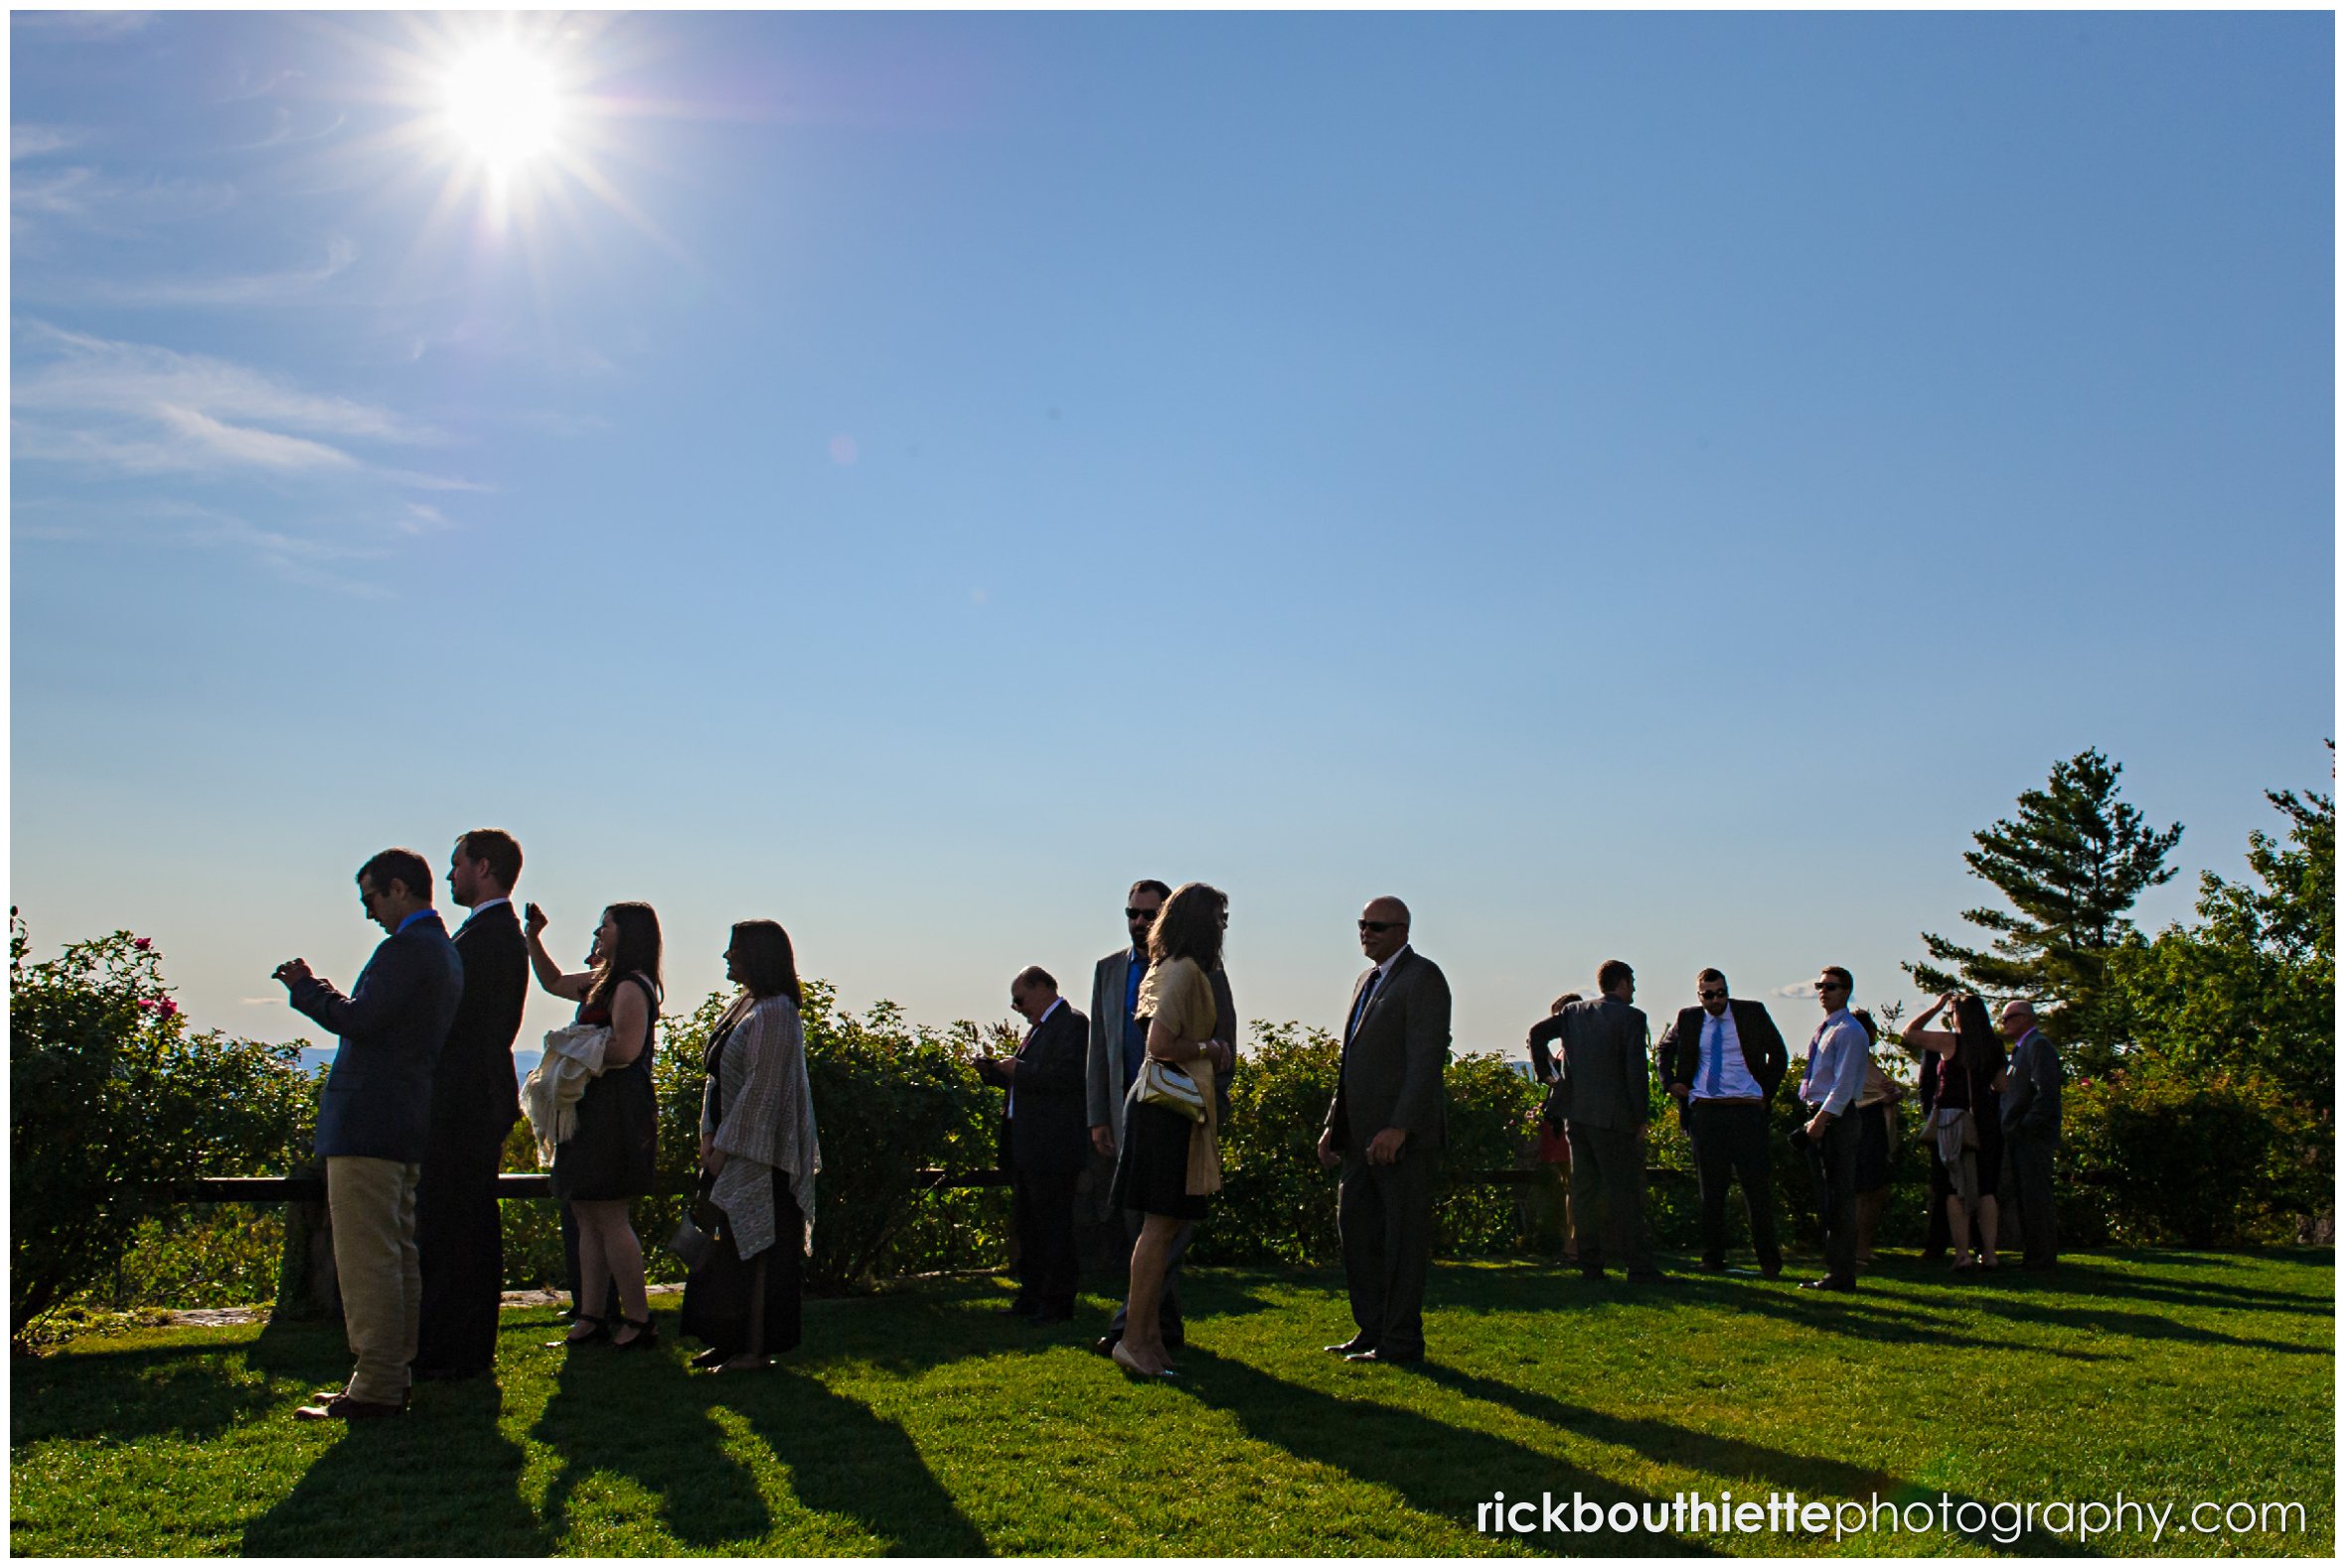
<box><xmin>10</xmin><ymin>1249</ymin><xmax>2333</xmax><ymax>1557</ymax></box>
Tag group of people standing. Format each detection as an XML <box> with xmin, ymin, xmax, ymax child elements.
<box><xmin>1526</xmin><ymin>963</ymin><xmax>2065</xmax><ymax>1294</ymax></box>
<box><xmin>275</xmin><ymin>832</ymin><xmax>819</xmax><ymax>1422</ymax></box>
<box><xmin>273</xmin><ymin>839</ymin><xmax>2067</xmax><ymax>1417</ymax></box>
<box><xmin>981</xmin><ymin>881</ymin><xmax>1454</xmax><ymax>1375</ymax></box>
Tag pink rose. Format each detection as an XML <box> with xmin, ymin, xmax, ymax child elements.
<box><xmin>132</xmin><ymin>937</ymin><xmax>153</xmax><ymax>951</ymax></box>
<box><xmin>137</xmin><ymin>997</ymin><xmax>180</xmax><ymax>1019</ymax></box>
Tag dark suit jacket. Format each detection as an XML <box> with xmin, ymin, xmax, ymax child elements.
<box><xmin>1529</xmin><ymin>996</ymin><xmax>1649</xmax><ymax>1130</ymax></box>
<box><xmin>986</xmin><ymin>1002</ymin><xmax>1090</xmax><ymax>1174</ymax></box>
<box><xmin>296</xmin><ymin>912</ymin><xmax>465</xmax><ymax>1164</ymax></box>
<box><xmin>1658</xmin><ymin>1000</ymin><xmax>1789</xmax><ymax>1100</ymax></box>
<box><xmin>2000</xmin><ymin>1027</ymin><xmax>2064</xmax><ymax>1141</ymax></box>
<box><xmin>433</xmin><ymin>901</ymin><xmax>528</xmax><ymax>1137</ymax></box>
<box><xmin>1323</xmin><ymin>948</ymin><xmax>1451</xmax><ymax>1154</ymax></box>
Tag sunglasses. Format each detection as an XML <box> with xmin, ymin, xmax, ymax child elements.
<box><xmin>1816</xmin><ymin>982</ymin><xmax>1847</xmax><ymax>994</ymax></box>
<box><xmin>1697</xmin><ymin>988</ymin><xmax>1727</xmax><ymax>1001</ymax></box>
<box><xmin>1358</xmin><ymin>920</ymin><xmax>1403</xmax><ymax>934</ymax></box>
<box><xmin>1125</xmin><ymin>907</ymin><xmax>1160</xmax><ymax>922</ymax></box>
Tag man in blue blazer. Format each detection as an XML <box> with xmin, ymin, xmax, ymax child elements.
<box><xmin>276</xmin><ymin>847</ymin><xmax>464</xmax><ymax>1420</ymax></box>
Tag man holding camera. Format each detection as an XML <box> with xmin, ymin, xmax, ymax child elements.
<box><xmin>277</xmin><ymin>848</ymin><xmax>465</xmax><ymax>1418</ymax></box>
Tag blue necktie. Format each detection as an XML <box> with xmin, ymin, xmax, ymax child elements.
<box><xmin>1703</xmin><ymin>1014</ymin><xmax>1723</xmax><ymax>1098</ymax></box>
<box><xmin>1344</xmin><ymin>968</ymin><xmax>1382</xmax><ymax>1051</ymax></box>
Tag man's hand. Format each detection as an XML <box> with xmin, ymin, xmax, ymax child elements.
<box><xmin>1317</xmin><ymin>1127</ymin><xmax>1340</xmax><ymax>1170</ymax></box>
<box><xmin>1366</xmin><ymin>1127</ymin><xmax>1407</xmax><ymax>1166</ymax></box>
<box><xmin>1668</xmin><ymin>1083</ymin><xmax>1690</xmax><ymax>1102</ymax></box>
<box><xmin>992</xmin><ymin>1057</ymin><xmax>1017</xmax><ymax>1081</ymax></box>
<box><xmin>1090</xmin><ymin>1124</ymin><xmax>1116</xmax><ymax>1160</ymax></box>
<box><xmin>273</xmin><ymin>959</ymin><xmax>312</xmax><ymax>990</ymax></box>
<box><xmin>1803</xmin><ymin>1113</ymin><xmax>1829</xmax><ymax>1141</ymax></box>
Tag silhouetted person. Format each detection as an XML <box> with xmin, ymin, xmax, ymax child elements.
<box><xmin>277</xmin><ymin>848</ymin><xmax>463</xmax><ymax>1420</ymax></box>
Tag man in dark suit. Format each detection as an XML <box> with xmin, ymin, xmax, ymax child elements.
<box><xmin>1530</xmin><ymin>960</ymin><xmax>1660</xmax><ymax>1282</ymax></box>
<box><xmin>979</xmin><ymin>967</ymin><xmax>1091</xmax><ymax>1324</ymax></box>
<box><xmin>1318</xmin><ymin>896</ymin><xmax>1452</xmax><ymax>1364</ymax></box>
<box><xmin>1998</xmin><ymin>1000</ymin><xmax>2063</xmax><ymax>1272</ymax></box>
<box><xmin>276</xmin><ymin>848</ymin><xmax>464</xmax><ymax>1420</ymax></box>
<box><xmin>411</xmin><ymin>829</ymin><xmax>530</xmax><ymax>1382</ymax></box>
<box><xmin>1657</xmin><ymin>968</ymin><xmax>1789</xmax><ymax>1277</ymax></box>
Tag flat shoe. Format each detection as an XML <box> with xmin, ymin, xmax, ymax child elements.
<box><xmin>1110</xmin><ymin>1341</ymin><xmax>1171</xmax><ymax>1379</ymax></box>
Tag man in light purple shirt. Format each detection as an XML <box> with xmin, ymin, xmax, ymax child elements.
<box><xmin>1796</xmin><ymin>966</ymin><xmax>1871</xmax><ymax>1292</ymax></box>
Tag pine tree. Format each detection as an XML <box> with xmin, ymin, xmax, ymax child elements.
<box><xmin>1906</xmin><ymin>747</ymin><xmax>2182</xmax><ymax>1053</ymax></box>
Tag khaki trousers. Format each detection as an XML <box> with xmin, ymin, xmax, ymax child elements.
<box><xmin>327</xmin><ymin>1156</ymin><xmax>422</xmax><ymax>1405</ymax></box>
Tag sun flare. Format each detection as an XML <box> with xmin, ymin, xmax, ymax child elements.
<box><xmin>442</xmin><ymin>41</ymin><xmax>562</xmax><ymax>168</ymax></box>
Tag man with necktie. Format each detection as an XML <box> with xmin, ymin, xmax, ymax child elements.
<box><xmin>1796</xmin><ymin>966</ymin><xmax>1871</xmax><ymax>1292</ymax></box>
<box><xmin>1319</xmin><ymin>896</ymin><xmax>1452</xmax><ymax>1364</ymax></box>
<box><xmin>412</xmin><ymin>829</ymin><xmax>530</xmax><ymax>1382</ymax></box>
<box><xmin>1658</xmin><ymin>969</ymin><xmax>1789</xmax><ymax>1277</ymax></box>
<box><xmin>276</xmin><ymin>848</ymin><xmax>464</xmax><ymax>1419</ymax></box>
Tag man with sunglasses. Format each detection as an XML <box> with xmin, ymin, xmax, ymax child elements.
<box><xmin>274</xmin><ymin>848</ymin><xmax>464</xmax><ymax>1419</ymax></box>
<box><xmin>1658</xmin><ymin>969</ymin><xmax>1789</xmax><ymax>1277</ymax></box>
<box><xmin>1319</xmin><ymin>897</ymin><xmax>1452</xmax><ymax>1363</ymax></box>
<box><xmin>1796</xmin><ymin>966</ymin><xmax>1871</xmax><ymax>1292</ymax></box>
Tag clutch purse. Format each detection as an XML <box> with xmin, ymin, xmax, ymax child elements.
<box><xmin>1135</xmin><ymin>1058</ymin><xmax>1207</xmax><ymax>1122</ymax></box>
<box><xmin>668</xmin><ymin>1174</ymin><xmax>724</xmax><ymax>1271</ymax></box>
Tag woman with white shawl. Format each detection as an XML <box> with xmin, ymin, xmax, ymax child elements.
<box><xmin>681</xmin><ymin>920</ymin><xmax>821</xmax><ymax>1371</ymax></box>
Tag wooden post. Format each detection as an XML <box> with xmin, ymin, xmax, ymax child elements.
<box><xmin>273</xmin><ymin>1164</ymin><xmax>341</xmax><ymax>1322</ymax></box>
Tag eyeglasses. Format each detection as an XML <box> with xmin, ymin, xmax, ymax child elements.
<box><xmin>1815</xmin><ymin>981</ymin><xmax>1847</xmax><ymax>995</ymax></box>
<box><xmin>1125</xmin><ymin>907</ymin><xmax>1160</xmax><ymax>923</ymax></box>
<box><xmin>1697</xmin><ymin>988</ymin><xmax>1727</xmax><ymax>1001</ymax></box>
<box><xmin>1358</xmin><ymin>920</ymin><xmax>1402</xmax><ymax>934</ymax></box>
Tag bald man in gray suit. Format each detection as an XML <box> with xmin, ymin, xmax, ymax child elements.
<box><xmin>1318</xmin><ymin>896</ymin><xmax>1452</xmax><ymax>1364</ymax></box>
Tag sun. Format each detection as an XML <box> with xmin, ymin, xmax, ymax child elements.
<box><xmin>442</xmin><ymin>40</ymin><xmax>562</xmax><ymax>169</ymax></box>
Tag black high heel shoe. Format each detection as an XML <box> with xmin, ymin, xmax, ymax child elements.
<box><xmin>612</xmin><ymin>1316</ymin><xmax>659</xmax><ymax>1350</ymax></box>
<box><xmin>547</xmin><ymin>1314</ymin><xmax>607</xmax><ymax>1348</ymax></box>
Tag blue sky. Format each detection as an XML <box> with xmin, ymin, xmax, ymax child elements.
<box><xmin>11</xmin><ymin>10</ymin><xmax>2334</xmax><ymax>1065</ymax></box>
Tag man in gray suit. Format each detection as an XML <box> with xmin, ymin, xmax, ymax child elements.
<box><xmin>1318</xmin><ymin>896</ymin><xmax>1451</xmax><ymax>1364</ymax></box>
<box><xmin>1998</xmin><ymin>1000</ymin><xmax>2063</xmax><ymax>1272</ymax></box>
<box><xmin>1528</xmin><ymin>960</ymin><xmax>1661</xmax><ymax>1282</ymax></box>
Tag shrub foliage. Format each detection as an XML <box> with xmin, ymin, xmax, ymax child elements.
<box><xmin>10</xmin><ymin>912</ymin><xmax>316</xmax><ymax>1340</ymax></box>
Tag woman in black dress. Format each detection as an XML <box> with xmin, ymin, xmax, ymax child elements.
<box><xmin>526</xmin><ymin>900</ymin><xmax>663</xmax><ymax>1346</ymax></box>
<box><xmin>1903</xmin><ymin>992</ymin><xmax>2008</xmax><ymax>1272</ymax></box>
<box><xmin>682</xmin><ymin>920</ymin><xmax>820</xmax><ymax>1372</ymax></box>
<box><xmin>1108</xmin><ymin>881</ymin><xmax>1231</xmax><ymax>1380</ymax></box>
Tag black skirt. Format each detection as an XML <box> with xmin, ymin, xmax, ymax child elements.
<box><xmin>682</xmin><ymin>1176</ymin><xmax>804</xmax><ymax>1356</ymax></box>
<box><xmin>552</xmin><ymin>1061</ymin><xmax>658</xmax><ymax>1201</ymax></box>
<box><xmin>1111</xmin><ymin>1101</ymin><xmax>1210</xmax><ymax>1221</ymax></box>
<box><xmin>1854</xmin><ymin>1101</ymin><xmax>1891</xmax><ymax>1192</ymax></box>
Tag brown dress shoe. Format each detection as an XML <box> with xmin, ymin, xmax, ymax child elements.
<box><xmin>294</xmin><ymin>1393</ymin><xmax>403</xmax><ymax>1421</ymax></box>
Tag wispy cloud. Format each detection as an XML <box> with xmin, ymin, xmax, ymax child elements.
<box><xmin>12</xmin><ymin>12</ymin><xmax>155</xmax><ymax>41</ymax></box>
<box><xmin>14</xmin><ymin>499</ymin><xmax>395</xmax><ymax>597</ymax></box>
<box><xmin>11</xmin><ymin>165</ymin><xmax>235</xmax><ymax>226</ymax></box>
<box><xmin>12</xmin><ymin>125</ymin><xmax>88</xmax><ymax>161</ymax></box>
<box><xmin>1771</xmin><ymin>981</ymin><xmax>1821</xmax><ymax>1000</ymax></box>
<box><xmin>12</xmin><ymin>322</ymin><xmax>477</xmax><ymax>491</ymax></box>
<box><xmin>21</xmin><ymin>235</ymin><xmax>360</xmax><ymax>307</ymax></box>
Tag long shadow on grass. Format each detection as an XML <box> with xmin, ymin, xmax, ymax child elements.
<box><xmin>241</xmin><ymin>1376</ymin><xmax>550</xmax><ymax>1555</ymax></box>
<box><xmin>10</xmin><ymin>1335</ymin><xmax>289</xmax><ymax>1445</ymax></box>
<box><xmin>1872</xmin><ymin>1287</ymin><xmax>2330</xmax><ymax>1356</ymax></box>
<box><xmin>1168</xmin><ymin>1345</ymin><xmax>1712</xmax><ymax>1556</ymax></box>
<box><xmin>528</xmin><ymin>1318</ymin><xmax>774</xmax><ymax>1550</ymax></box>
<box><xmin>1433</xmin><ymin>1269</ymin><xmax>2117</xmax><ymax>1363</ymax></box>
<box><xmin>1414</xmin><ymin>1364</ymin><xmax>2086</xmax><ymax>1557</ymax></box>
<box><xmin>726</xmin><ymin>1371</ymin><xmax>993</xmax><ymax>1554</ymax></box>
